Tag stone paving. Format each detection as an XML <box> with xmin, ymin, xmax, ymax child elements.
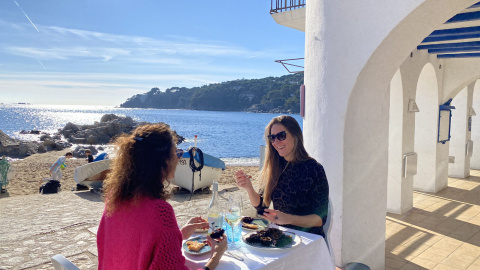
<box><xmin>7</xmin><ymin>171</ymin><xmax>480</xmax><ymax>270</ymax></box>
<box><xmin>0</xmin><ymin>185</ymin><xmax>252</xmax><ymax>270</ymax></box>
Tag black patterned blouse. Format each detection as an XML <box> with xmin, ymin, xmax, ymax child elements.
<box><xmin>256</xmin><ymin>158</ymin><xmax>329</xmax><ymax>236</ymax></box>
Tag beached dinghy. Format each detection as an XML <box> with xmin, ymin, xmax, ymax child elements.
<box><xmin>172</xmin><ymin>148</ymin><xmax>225</xmax><ymax>195</ymax></box>
<box><xmin>73</xmin><ymin>159</ymin><xmax>112</xmax><ymax>190</ymax></box>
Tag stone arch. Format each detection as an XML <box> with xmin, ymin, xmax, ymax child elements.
<box><xmin>413</xmin><ymin>63</ymin><xmax>440</xmax><ymax>191</ymax></box>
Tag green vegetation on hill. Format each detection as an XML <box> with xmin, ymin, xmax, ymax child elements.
<box><xmin>120</xmin><ymin>73</ymin><xmax>303</xmax><ymax>113</ymax></box>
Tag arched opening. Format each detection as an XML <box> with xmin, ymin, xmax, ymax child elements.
<box><xmin>414</xmin><ymin>63</ymin><xmax>440</xmax><ymax>192</ymax></box>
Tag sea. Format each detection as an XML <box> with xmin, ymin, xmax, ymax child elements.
<box><xmin>0</xmin><ymin>104</ymin><xmax>303</xmax><ymax>166</ymax></box>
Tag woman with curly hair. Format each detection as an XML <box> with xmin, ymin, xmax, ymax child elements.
<box><xmin>235</xmin><ymin>115</ymin><xmax>329</xmax><ymax>237</ymax></box>
<box><xmin>97</xmin><ymin>123</ymin><xmax>227</xmax><ymax>270</ymax></box>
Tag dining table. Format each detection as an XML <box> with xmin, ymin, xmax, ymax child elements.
<box><xmin>182</xmin><ymin>225</ymin><xmax>336</xmax><ymax>270</ymax></box>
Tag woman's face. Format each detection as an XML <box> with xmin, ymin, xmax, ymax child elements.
<box><xmin>270</xmin><ymin>123</ymin><xmax>295</xmax><ymax>161</ymax></box>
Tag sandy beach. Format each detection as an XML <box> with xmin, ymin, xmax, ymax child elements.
<box><xmin>0</xmin><ymin>150</ymin><xmax>260</xmax><ymax>269</ymax></box>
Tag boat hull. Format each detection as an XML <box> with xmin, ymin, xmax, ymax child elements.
<box><xmin>172</xmin><ymin>157</ymin><xmax>222</xmax><ymax>192</ymax></box>
<box><xmin>74</xmin><ymin>159</ymin><xmax>112</xmax><ymax>189</ymax></box>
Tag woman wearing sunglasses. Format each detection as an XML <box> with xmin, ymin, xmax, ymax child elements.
<box><xmin>97</xmin><ymin>124</ymin><xmax>227</xmax><ymax>270</ymax></box>
<box><xmin>236</xmin><ymin>115</ymin><xmax>329</xmax><ymax>237</ymax></box>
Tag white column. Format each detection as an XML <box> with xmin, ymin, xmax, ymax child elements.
<box><xmin>449</xmin><ymin>86</ymin><xmax>472</xmax><ymax>178</ymax></box>
<box><xmin>471</xmin><ymin>81</ymin><xmax>480</xmax><ymax>169</ymax></box>
<box><xmin>387</xmin><ymin>69</ymin><xmax>413</xmax><ymax>214</ymax></box>
<box><xmin>413</xmin><ymin>64</ymin><xmax>443</xmax><ymax>192</ymax></box>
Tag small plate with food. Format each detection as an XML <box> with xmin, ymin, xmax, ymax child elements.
<box><xmin>241</xmin><ymin>216</ymin><xmax>268</xmax><ymax>231</ymax></box>
<box><xmin>183</xmin><ymin>236</ymin><xmax>211</xmax><ymax>255</ymax></box>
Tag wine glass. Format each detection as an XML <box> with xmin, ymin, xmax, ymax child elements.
<box><xmin>224</xmin><ymin>194</ymin><xmax>243</xmax><ymax>249</ymax></box>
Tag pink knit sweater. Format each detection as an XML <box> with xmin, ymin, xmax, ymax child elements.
<box><xmin>97</xmin><ymin>197</ymin><xmax>190</xmax><ymax>270</ymax></box>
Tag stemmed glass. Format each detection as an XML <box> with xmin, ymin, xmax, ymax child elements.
<box><xmin>224</xmin><ymin>194</ymin><xmax>243</xmax><ymax>249</ymax></box>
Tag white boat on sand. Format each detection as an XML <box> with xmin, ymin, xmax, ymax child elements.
<box><xmin>172</xmin><ymin>148</ymin><xmax>225</xmax><ymax>195</ymax></box>
<box><xmin>74</xmin><ymin>159</ymin><xmax>112</xmax><ymax>190</ymax></box>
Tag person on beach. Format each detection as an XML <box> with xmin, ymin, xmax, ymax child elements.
<box><xmin>97</xmin><ymin>124</ymin><xmax>227</xmax><ymax>270</ymax></box>
<box><xmin>49</xmin><ymin>152</ymin><xmax>73</xmax><ymax>181</ymax></box>
<box><xmin>85</xmin><ymin>149</ymin><xmax>94</xmax><ymax>163</ymax></box>
<box><xmin>235</xmin><ymin>115</ymin><xmax>329</xmax><ymax>237</ymax></box>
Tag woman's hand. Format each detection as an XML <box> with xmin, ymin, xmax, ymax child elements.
<box><xmin>180</xmin><ymin>216</ymin><xmax>208</xmax><ymax>240</ymax></box>
<box><xmin>235</xmin><ymin>170</ymin><xmax>254</xmax><ymax>192</ymax></box>
<box><xmin>263</xmin><ymin>209</ymin><xmax>290</xmax><ymax>225</ymax></box>
<box><xmin>204</xmin><ymin>234</ymin><xmax>228</xmax><ymax>269</ymax></box>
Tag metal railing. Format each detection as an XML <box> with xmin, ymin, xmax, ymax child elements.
<box><xmin>270</xmin><ymin>0</ymin><xmax>306</xmax><ymax>14</ymax></box>
<box><xmin>274</xmin><ymin>58</ymin><xmax>304</xmax><ymax>73</ymax></box>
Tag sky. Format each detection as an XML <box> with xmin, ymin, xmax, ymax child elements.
<box><xmin>0</xmin><ymin>0</ymin><xmax>305</xmax><ymax>106</ymax></box>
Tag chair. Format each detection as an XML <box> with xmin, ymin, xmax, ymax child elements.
<box><xmin>345</xmin><ymin>262</ymin><xmax>370</xmax><ymax>270</ymax></box>
<box><xmin>51</xmin><ymin>254</ymin><xmax>80</xmax><ymax>270</ymax></box>
<box><xmin>324</xmin><ymin>197</ymin><xmax>334</xmax><ymax>261</ymax></box>
<box><xmin>0</xmin><ymin>158</ymin><xmax>10</xmax><ymax>192</ymax></box>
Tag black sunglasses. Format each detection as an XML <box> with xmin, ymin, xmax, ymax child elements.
<box><xmin>267</xmin><ymin>131</ymin><xmax>287</xmax><ymax>143</ymax></box>
<box><xmin>176</xmin><ymin>149</ymin><xmax>184</xmax><ymax>158</ymax></box>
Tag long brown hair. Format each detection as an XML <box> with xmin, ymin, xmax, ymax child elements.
<box><xmin>103</xmin><ymin>123</ymin><xmax>177</xmax><ymax>215</ymax></box>
<box><xmin>260</xmin><ymin>115</ymin><xmax>310</xmax><ymax>205</ymax></box>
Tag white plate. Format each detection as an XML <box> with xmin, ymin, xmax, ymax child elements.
<box><xmin>242</xmin><ymin>231</ymin><xmax>301</xmax><ymax>250</ymax></box>
<box><xmin>183</xmin><ymin>236</ymin><xmax>211</xmax><ymax>255</ymax></box>
<box><xmin>241</xmin><ymin>218</ymin><xmax>268</xmax><ymax>231</ymax></box>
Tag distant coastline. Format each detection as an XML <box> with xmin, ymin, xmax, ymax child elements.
<box><xmin>119</xmin><ymin>73</ymin><xmax>303</xmax><ymax>114</ymax></box>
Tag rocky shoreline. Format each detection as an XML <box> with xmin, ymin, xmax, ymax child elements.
<box><xmin>0</xmin><ymin>114</ymin><xmax>185</xmax><ymax>159</ymax></box>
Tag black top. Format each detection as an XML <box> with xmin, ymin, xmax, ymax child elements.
<box><xmin>256</xmin><ymin>158</ymin><xmax>329</xmax><ymax>236</ymax></box>
<box><xmin>87</xmin><ymin>155</ymin><xmax>94</xmax><ymax>163</ymax></box>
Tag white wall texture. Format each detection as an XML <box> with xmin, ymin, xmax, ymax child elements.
<box><xmin>414</xmin><ymin>63</ymin><xmax>442</xmax><ymax>192</ymax></box>
<box><xmin>471</xmin><ymin>81</ymin><xmax>480</xmax><ymax>169</ymax></box>
<box><xmin>387</xmin><ymin>69</ymin><xmax>406</xmax><ymax>214</ymax></box>
<box><xmin>448</xmin><ymin>86</ymin><xmax>473</xmax><ymax>178</ymax></box>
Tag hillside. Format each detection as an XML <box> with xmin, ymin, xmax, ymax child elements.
<box><xmin>120</xmin><ymin>73</ymin><xmax>303</xmax><ymax>113</ymax></box>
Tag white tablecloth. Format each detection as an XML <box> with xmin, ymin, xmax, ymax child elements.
<box><xmin>183</xmin><ymin>227</ymin><xmax>335</xmax><ymax>270</ymax></box>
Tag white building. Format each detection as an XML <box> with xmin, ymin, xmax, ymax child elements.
<box><xmin>271</xmin><ymin>1</ymin><xmax>480</xmax><ymax>269</ymax></box>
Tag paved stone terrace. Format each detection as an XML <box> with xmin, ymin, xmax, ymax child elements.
<box><xmin>386</xmin><ymin>170</ymin><xmax>480</xmax><ymax>269</ymax></box>
<box><xmin>3</xmin><ymin>171</ymin><xmax>480</xmax><ymax>269</ymax></box>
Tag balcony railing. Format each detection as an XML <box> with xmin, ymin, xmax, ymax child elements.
<box><xmin>270</xmin><ymin>0</ymin><xmax>306</xmax><ymax>14</ymax></box>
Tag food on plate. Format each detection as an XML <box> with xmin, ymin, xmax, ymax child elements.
<box><xmin>209</xmin><ymin>228</ymin><xmax>225</xmax><ymax>239</ymax></box>
<box><xmin>186</xmin><ymin>241</ymin><xmax>205</xmax><ymax>251</ymax></box>
<box><xmin>242</xmin><ymin>222</ymin><xmax>258</xmax><ymax>229</ymax></box>
<box><xmin>245</xmin><ymin>228</ymin><xmax>293</xmax><ymax>248</ymax></box>
<box><xmin>241</xmin><ymin>217</ymin><xmax>254</xmax><ymax>223</ymax></box>
<box><xmin>242</xmin><ymin>216</ymin><xmax>262</xmax><ymax>229</ymax></box>
<box><xmin>260</xmin><ymin>236</ymin><xmax>273</xmax><ymax>246</ymax></box>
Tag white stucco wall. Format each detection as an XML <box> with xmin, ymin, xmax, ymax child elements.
<box><xmin>304</xmin><ymin>0</ymin><xmax>479</xmax><ymax>268</ymax></box>
<box><xmin>387</xmin><ymin>69</ymin><xmax>406</xmax><ymax>214</ymax></box>
<box><xmin>449</xmin><ymin>86</ymin><xmax>473</xmax><ymax>178</ymax></box>
<box><xmin>471</xmin><ymin>81</ymin><xmax>480</xmax><ymax>169</ymax></box>
<box><xmin>414</xmin><ymin>63</ymin><xmax>442</xmax><ymax>192</ymax></box>
<box><xmin>271</xmin><ymin>8</ymin><xmax>306</xmax><ymax>32</ymax></box>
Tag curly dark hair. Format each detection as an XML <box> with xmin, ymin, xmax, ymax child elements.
<box><xmin>103</xmin><ymin>123</ymin><xmax>177</xmax><ymax>215</ymax></box>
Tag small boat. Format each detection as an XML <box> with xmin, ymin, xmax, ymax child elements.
<box><xmin>172</xmin><ymin>148</ymin><xmax>225</xmax><ymax>194</ymax></box>
<box><xmin>73</xmin><ymin>159</ymin><xmax>112</xmax><ymax>190</ymax></box>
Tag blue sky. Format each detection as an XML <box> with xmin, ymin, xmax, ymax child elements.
<box><xmin>0</xmin><ymin>0</ymin><xmax>305</xmax><ymax>106</ymax></box>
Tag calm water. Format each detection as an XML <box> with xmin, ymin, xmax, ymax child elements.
<box><xmin>0</xmin><ymin>104</ymin><xmax>302</xmax><ymax>165</ymax></box>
